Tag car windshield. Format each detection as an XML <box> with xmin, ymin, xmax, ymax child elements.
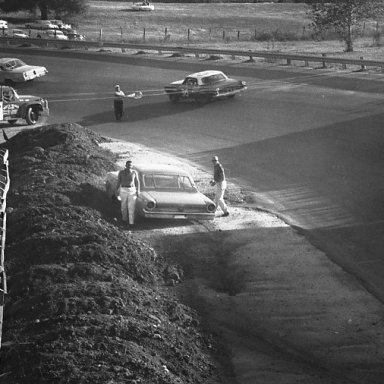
<box><xmin>143</xmin><ymin>173</ymin><xmax>195</xmax><ymax>190</ymax></box>
<box><xmin>183</xmin><ymin>77</ymin><xmax>198</xmax><ymax>86</ymax></box>
<box><xmin>0</xmin><ymin>59</ymin><xmax>26</xmax><ymax>70</ymax></box>
<box><xmin>201</xmin><ymin>73</ymin><xmax>226</xmax><ymax>85</ymax></box>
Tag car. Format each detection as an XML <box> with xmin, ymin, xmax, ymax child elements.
<box><xmin>25</xmin><ymin>20</ymin><xmax>59</xmax><ymax>30</ymax></box>
<box><xmin>131</xmin><ymin>2</ymin><xmax>155</xmax><ymax>11</ymax></box>
<box><xmin>49</xmin><ymin>19</ymin><xmax>72</xmax><ymax>30</ymax></box>
<box><xmin>63</xmin><ymin>29</ymin><xmax>86</xmax><ymax>41</ymax></box>
<box><xmin>29</xmin><ymin>29</ymin><xmax>68</xmax><ymax>40</ymax></box>
<box><xmin>0</xmin><ymin>85</ymin><xmax>49</xmax><ymax>125</ymax></box>
<box><xmin>164</xmin><ymin>70</ymin><xmax>247</xmax><ymax>104</ymax></box>
<box><xmin>106</xmin><ymin>163</ymin><xmax>216</xmax><ymax>221</ymax></box>
<box><xmin>0</xmin><ymin>58</ymin><xmax>48</xmax><ymax>84</ymax></box>
<box><xmin>10</xmin><ymin>29</ymin><xmax>29</xmax><ymax>38</ymax></box>
<box><xmin>0</xmin><ymin>20</ymin><xmax>8</xmax><ymax>30</ymax></box>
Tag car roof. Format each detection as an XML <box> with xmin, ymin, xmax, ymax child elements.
<box><xmin>0</xmin><ymin>58</ymin><xmax>20</xmax><ymax>64</ymax></box>
<box><xmin>187</xmin><ymin>70</ymin><xmax>225</xmax><ymax>79</ymax></box>
<box><xmin>134</xmin><ymin>163</ymin><xmax>191</xmax><ymax>176</ymax></box>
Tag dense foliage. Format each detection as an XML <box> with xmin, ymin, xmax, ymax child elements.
<box><xmin>305</xmin><ymin>0</ymin><xmax>384</xmax><ymax>51</ymax></box>
<box><xmin>0</xmin><ymin>0</ymin><xmax>88</xmax><ymax>19</ymax></box>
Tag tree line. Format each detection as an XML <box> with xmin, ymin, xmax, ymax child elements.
<box><xmin>1</xmin><ymin>0</ymin><xmax>384</xmax><ymax>52</ymax></box>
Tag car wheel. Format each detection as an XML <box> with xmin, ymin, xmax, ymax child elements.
<box><xmin>106</xmin><ymin>181</ymin><xmax>114</xmax><ymax>199</ymax></box>
<box><xmin>26</xmin><ymin>106</ymin><xmax>39</xmax><ymax>125</ymax></box>
<box><xmin>168</xmin><ymin>94</ymin><xmax>180</xmax><ymax>103</ymax></box>
<box><xmin>196</xmin><ymin>94</ymin><xmax>211</xmax><ymax>105</ymax></box>
<box><xmin>8</xmin><ymin>119</ymin><xmax>17</xmax><ymax>126</ymax></box>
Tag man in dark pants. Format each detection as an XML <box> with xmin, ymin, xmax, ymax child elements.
<box><xmin>114</xmin><ymin>85</ymin><xmax>125</xmax><ymax>121</ymax></box>
<box><xmin>114</xmin><ymin>85</ymin><xmax>143</xmax><ymax>121</ymax></box>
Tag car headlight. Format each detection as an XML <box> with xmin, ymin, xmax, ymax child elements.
<box><xmin>207</xmin><ymin>203</ymin><xmax>216</xmax><ymax>213</ymax></box>
<box><xmin>146</xmin><ymin>201</ymin><xmax>156</xmax><ymax>210</ymax></box>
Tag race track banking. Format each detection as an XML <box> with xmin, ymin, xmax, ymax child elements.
<box><xmin>3</xmin><ymin>47</ymin><xmax>384</xmax><ymax>303</ymax></box>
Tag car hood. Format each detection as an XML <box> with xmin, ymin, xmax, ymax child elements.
<box><xmin>18</xmin><ymin>94</ymin><xmax>44</xmax><ymax>102</ymax></box>
<box><xmin>169</xmin><ymin>80</ymin><xmax>184</xmax><ymax>85</ymax></box>
<box><xmin>141</xmin><ymin>190</ymin><xmax>211</xmax><ymax>205</ymax></box>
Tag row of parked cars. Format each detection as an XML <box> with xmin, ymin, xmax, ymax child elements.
<box><xmin>0</xmin><ymin>18</ymin><xmax>86</xmax><ymax>41</ymax></box>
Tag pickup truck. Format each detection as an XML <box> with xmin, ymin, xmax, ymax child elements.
<box><xmin>0</xmin><ymin>86</ymin><xmax>49</xmax><ymax>125</ymax></box>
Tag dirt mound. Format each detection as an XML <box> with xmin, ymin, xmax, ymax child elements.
<box><xmin>0</xmin><ymin>124</ymin><xmax>220</xmax><ymax>384</ymax></box>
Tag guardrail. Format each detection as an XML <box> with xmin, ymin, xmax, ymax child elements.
<box><xmin>0</xmin><ymin>147</ymin><xmax>9</xmax><ymax>349</ymax></box>
<box><xmin>1</xmin><ymin>36</ymin><xmax>384</xmax><ymax>71</ymax></box>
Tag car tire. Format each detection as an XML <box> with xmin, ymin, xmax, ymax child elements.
<box><xmin>8</xmin><ymin>119</ymin><xmax>17</xmax><ymax>126</ymax></box>
<box><xmin>25</xmin><ymin>106</ymin><xmax>39</xmax><ymax>125</ymax></box>
<box><xmin>106</xmin><ymin>181</ymin><xmax>115</xmax><ymax>199</ymax></box>
<box><xmin>196</xmin><ymin>94</ymin><xmax>211</xmax><ymax>105</ymax></box>
<box><xmin>168</xmin><ymin>93</ymin><xmax>180</xmax><ymax>103</ymax></box>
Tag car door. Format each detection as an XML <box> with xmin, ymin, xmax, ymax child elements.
<box><xmin>1</xmin><ymin>87</ymin><xmax>19</xmax><ymax>120</ymax></box>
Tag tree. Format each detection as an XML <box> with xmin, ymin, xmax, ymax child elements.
<box><xmin>306</xmin><ymin>0</ymin><xmax>384</xmax><ymax>52</ymax></box>
<box><xmin>0</xmin><ymin>0</ymin><xmax>87</xmax><ymax>20</ymax></box>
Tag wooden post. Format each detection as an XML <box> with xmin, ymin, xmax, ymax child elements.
<box><xmin>165</xmin><ymin>27</ymin><xmax>167</xmax><ymax>39</ymax></box>
<box><xmin>223</xmin><ymin>30</ymin><xmax>225</xmax><ymax>40</ymax></box>
<box><xmin>237</xmin><ymin>30</ymin><xmax>240</xmax><ymax>41</ymax></box>
<box><xmin>322</xmin><ymin>53</ymin><xmax>327</xmax><ymax>68</ymax></box>
<box><xmin>188</xmin><ymin>28</ymin><xmax>190</xmax><ymax>41</ymax></box>
<box><xmin>99</xmin><ymin>29</ymin><xmax>102</xmax><ymax>41</ymax></box>
<box><xmin>287</xmin><ymin>58</ymin><xmax>291</xmax><ymax>65</ymax></box>
<box><xmin>360</xmin><ymin>56</ymin><xmax>366</xmax><ymax>71</ymax></box>
<box><xmin>143</xmin><ymin>27</ymin><xmax>146</xmax><ymax>41</ymax></box>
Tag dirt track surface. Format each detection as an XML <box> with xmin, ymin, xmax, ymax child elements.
<box><xmin>1</xmin><ymin>124</ymin><xmax>384</xmax><ymax>384</ymax></box>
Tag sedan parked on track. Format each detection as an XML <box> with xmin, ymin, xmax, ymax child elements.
<box><xmin>164</xmin><ymin>70</ymin><xmax>247</xmax><ymax>104</ymax></box>
<box><xmin>0</xmin><ymin>85</ymin><xmax>49</xmax><ymax>125</ymax></box>
<box><xmin>106</xmin><ymin>163</ymin><xmax>216</xmax><ymax>221</ymax></box>
<box><xmin>0</xmin><ymin>58</ymin><xmax>48</xmax><ymax>84</ymax></box>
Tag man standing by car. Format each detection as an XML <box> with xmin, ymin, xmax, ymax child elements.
<box><xmin>115</xmin><ymin>160</ymin><xmax>140</xmax><ymax>227</ymax></box>
<box><xmin>113</xmin><ymin>85</ymin><xmax>143</xmax><ymax>121</ymax></box>
<box><xmin>210</xmin><ymin>155</ymin><xmax>229</xmax><ymax>217</ymax></box>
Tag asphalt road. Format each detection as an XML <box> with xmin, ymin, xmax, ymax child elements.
<box><xmin>3</xmin><ymin>47</ymin><xmax>384</xmax><ymax>303</ymax></box>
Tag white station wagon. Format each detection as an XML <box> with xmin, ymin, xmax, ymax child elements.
<box><xmin>0</xmin><ymin>58</ymin><xmax>48</xmax><ymax>84</ymax></box>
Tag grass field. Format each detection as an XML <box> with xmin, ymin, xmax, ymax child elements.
<box><xmin>4</xmin><ymin>1</ymin><xmax>384</xmax><ymax>60</ymax></box>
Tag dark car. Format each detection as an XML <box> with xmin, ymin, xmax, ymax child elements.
<box><xmin>164</xmin><ymin>70</ymin><xmax>247</xmax><ymax>104</ymax></box>
<box><xmin>0</xmin><ymin>85</ymin><xmax>49</xmax><ymax>125</ymax></box>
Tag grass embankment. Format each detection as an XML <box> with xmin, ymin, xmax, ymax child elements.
<box><xmin>3</xmin><ymin>1</ymin><xmax>384</xmax><ymax>60</ymax></box>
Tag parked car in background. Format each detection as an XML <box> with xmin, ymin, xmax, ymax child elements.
<box><xmin>106</xmin><ymin>163</ymin><xmax>216</xmax><ymax>221</ymax></box>
<box><xmin>10</xmin><ymin>29</ymin><xmax>29</xmax><ymax>38</ymax></box>
<box><xmin>164</xmin><ymin>70</ymin><xmax>247</xmax><ymax>104</ymax></box>
<box><xmin>63</xmin><ymin>29</ymin><xmax>86</xmax><ymax>41</ymax></box>
<box><xmin>0</xmin><ymin>85</ymin><xmax>49</xmax><ymax>125</ymax></box>
<box><xmin>29</xmin><ymin>29</ymin><xmax>68</xmax><ymax>40</ymax></box>
<box><xmin>25</xmin><ymin>20</ymin><xmax>59</xmax><ymax>30</ymax></box>
<box><xmin>0</xmin><ymin>58</ymin><xmax>48</xmax><ymax>84</ymax></box>
<box><xmin>0</xmin><ymin>20</ymin><xmax>8</xmax><ymax>30</ymax></box>
<box><xmin>49</xmin><ymin>19</ymin><xmax>72</xmax><ymax>30</ymax></box>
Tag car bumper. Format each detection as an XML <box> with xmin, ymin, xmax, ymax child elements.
<box><xmin>213</xmin><ymin>86</ymin><xmax>247</xmax><ymax>98</ymax></box>
<box><xmin>141</xmin><ymin>210</ymin><xmax>215</xmax><ymax>220</ymax></box>
<box><xmin>23</xmin><ymin>72</ymin><xmax>47</xmax><ymax>81</ymax></box>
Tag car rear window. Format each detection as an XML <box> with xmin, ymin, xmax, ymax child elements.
<box><xmin>143</xmin><ymin>174</ymin><xmax>194</xmax><ymax>190</ymax></box>
<box><xmin>201</xmin><ymin>73</ymin><xmax>226</xmax><ymax>85</ymax></box>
